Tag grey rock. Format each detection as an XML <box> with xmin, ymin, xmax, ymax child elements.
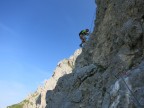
<box><xmin>70</xmin><ymin>89</ymin><xmax>83</xmax><ymax>103</ymax></box>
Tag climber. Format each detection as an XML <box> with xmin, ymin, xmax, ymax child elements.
<box><xmin>79</xmin><ymin>29</ymin><xmax>90</xmax><ymax>47</ymax></box>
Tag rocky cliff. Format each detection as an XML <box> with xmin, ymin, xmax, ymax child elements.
<box><xmin>8</xmin><ymin>0</ymin><xmax>144</xmax><ymax>108</ymax></box>
<box><xmin>7</xmin><ymin>49</ymin><xmax>82</xmax><ymax>108</ymax></box>
<box><xmin>45</xmin><ymin>0</ymin><xmax>144</xmax><ymax>107</ymax></box>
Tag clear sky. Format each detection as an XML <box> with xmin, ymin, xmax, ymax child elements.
<box><xmin>0</xmin><ymin>0</ymin><xmax>96</xmax><ymax>107</ymax></box>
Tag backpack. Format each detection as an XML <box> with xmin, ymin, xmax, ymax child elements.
<box><xmin>79</xmin><ymin>30</ymin><xmax>87</xmax><ymax>36</ymax></box>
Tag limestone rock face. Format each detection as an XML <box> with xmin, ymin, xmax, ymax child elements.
<box><xmin>8</xmin><ymin>0</ymin><xmax>144</xmax><ymax>108</ymax></box>
<box><xmin>45</xmin><ymin>0</ymin><xmax>144</xmax><ymax>107</ymax></box>
<box><xmin>7</xmin><ymin>49</ymin><xmax>82</xmax><ymax>108</ymax></box>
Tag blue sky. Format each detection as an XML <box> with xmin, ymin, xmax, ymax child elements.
<box><xmin>0</xmin><ymin>0</ymin><xmax>96</xmax><ymax>107</ymax></box>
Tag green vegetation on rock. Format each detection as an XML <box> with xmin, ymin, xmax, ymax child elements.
<box><xmin>7</xmin><ymin>103</ymin><xmax>23</xmax><ymax>108</ymax></box>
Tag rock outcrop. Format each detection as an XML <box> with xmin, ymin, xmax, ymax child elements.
<box><xmin>7</xmin><ymin>49</ymin><xmax>82</xmax><ymax>108</ymax></box>
<box><xmin>8</xmin><ymin>0</ymin><xmax>144</xmax><ymax>108</ymax></box>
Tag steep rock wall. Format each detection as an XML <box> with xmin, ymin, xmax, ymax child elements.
<box><xmin>46</xmin><ymin>0</ymin><xmax>144</xmax><ymax>108</ymax></box>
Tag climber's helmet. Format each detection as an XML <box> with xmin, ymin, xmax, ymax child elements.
<box><xmin>86</xmin><ymin>29</ymin><xmax>89</xmax><ymax>32</ymax></box>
